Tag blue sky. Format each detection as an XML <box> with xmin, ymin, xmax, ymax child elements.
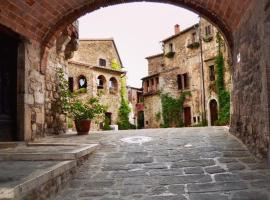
<box><xmin>79</xmin><ymin>2</ymin><xmax>198</xmax><ymax>87</ymax></box>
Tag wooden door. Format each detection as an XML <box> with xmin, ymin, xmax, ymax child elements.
<box><xmin>210</xmin><ymin>99</ymin><xmax>218</xmax><ymax>126</ymax></box>
<box><xmin>0</xmin><ymin>32</ymin><xmax>18</xmax><ymax>141</ymax></box>
<box><xmin>184</xmin><ymin>107</ymin><xmax>191</xmax><ymax>127</ymax></box>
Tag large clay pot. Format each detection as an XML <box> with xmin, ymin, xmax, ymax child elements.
<box><xmin>74</xmin><ymin>119</ymin><xmax>91</xmax><ymax>135</ymax></box>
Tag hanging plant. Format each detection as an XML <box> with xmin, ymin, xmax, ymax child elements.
<box><xmin>165</xmin><ymin>51</ymin><xmax>175</xmax><ymax>58</ymax></box>
<box><xmin>203</xmin><ymin>35</ymin><xmax>213</xmax><ymax>43</ymax></box>
<box><xmin>187</xmin><ymin>42</ymin><xmax>200</xmax><ymax>49</ymax></box>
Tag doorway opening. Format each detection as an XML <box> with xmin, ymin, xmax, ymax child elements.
<box><xmin>184</xmin><ymin>107</ymin><xmax>191</xmax><ymax>127</ymax></box>
<box><xmin>0</xmin><ymin>28</ymin><xmax>19</xmax><ymax>141</ymax></box>
<box><xmin>209</xmin><ymin>99</ymin><xmax>218</xmax><ymax>126</ymax></box>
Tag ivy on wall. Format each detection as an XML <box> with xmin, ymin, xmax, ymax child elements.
<box><xmin>161</xmin><ymin>91</ymin><xmax>191</xmax><ymax>128</ymax></box>
<box><xmin>112</xmin><ymin>60</ymin><xmax>135</xmax><ymax>130</ymax></box>
<box><xmin>215</xmin><ymin>32</ymin><xmax>230</xmax><ymax>125</ymax></box>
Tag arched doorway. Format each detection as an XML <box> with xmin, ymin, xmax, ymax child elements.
<box><xmin>209</xmin><ymin>99</ymin><xmax>218</xmax><ymax>126</ymax></box>
<box><xmin>0</xmin><ymin>28</ymin><xmax>19</xmax><ymax>141</ymax></box>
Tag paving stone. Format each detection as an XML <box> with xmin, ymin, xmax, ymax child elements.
<box><xmin>204</xmin><ymin>166</ymin><xmax>226</xmax><ymax>174</ymax></box>
<box><xmin>184</xmin><ymin>167</ymin><xmax>204</xmax><ymax>174</ymax></box>
<box><xmin>226</xmin><ymin>162</ymin><xmax>246</xmax><ymax>171</ymax></box>
<box><xmin>160</xmin><ymin>174</ymin><xmax>212</xmax><ymax>185</ymax></box>
<box><xmin>171</xmin><ymin>159</ymin><xmax>215</xmax><ymax>168</ymax></box>
<box><xmin>168</xmin><ymin>185</ymin><xmax>185</xmax><ymax>194</ymax></box>
<box><xmin>214</xmin><ymin>173</ymin><xmax>239</xmax><ymax>182</ymax></box>
<box><xmin>53</xmin><ymin>128</ymin><xmax>270</xmax><ymax>199</ymax></box>
<box><xmin>231</xmin><ymin>191</ymin><xmax>269</xmax><ymax>200</ymax></box>
<box><xmin>187</xmin><ymin>181</ymin><xmax>248</xmax><ymax>193</ymax></box>
<box><xmin>133</xmin><ymin>157</ymin><xmax>153</xmax><ymax>164</ymax></box>
<box><xmin>189</xmin><ymin>193</ymin><xmax>229</xmax><ymax>200</ymax></box>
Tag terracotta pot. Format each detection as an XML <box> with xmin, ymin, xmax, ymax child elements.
<box><xmin>74</xmin><ymin>119</ymin><xmax>91</xmax><ymax>135</ymax></box>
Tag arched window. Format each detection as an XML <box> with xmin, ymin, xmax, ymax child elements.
<box><xmin>78</xmin><ymin>75</ymin><xmax>87</xmax><ymax>89</ymax></box>
<box><xmin>97</xmin><ymin>75</ymin><xmax>106</xmax><ymax>89</ymax></box>
<box><xmin>109</xmin><ymin>77</ymin><xmax>118</xmax><ymax>94</ymax></box>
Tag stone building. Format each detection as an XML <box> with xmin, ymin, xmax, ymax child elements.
<box><xmin>68</xmin><ymin>39</ymin><xmax>125</xmax><ymax>130</ymax></box>
<box><xmin>142</xmin><ymin>18</ymin><xmax>231</xmax><ymax>128</ymax></box>
<box><xmin>127</xmin><ymin>86</ymin><xmax>144</xmax><ymax>128</ymax></box>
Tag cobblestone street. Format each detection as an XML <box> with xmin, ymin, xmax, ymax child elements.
<box><xmin>54</xmin><ymin>127</ymin><xmax>270</xmax><ymax>200</ymax></box>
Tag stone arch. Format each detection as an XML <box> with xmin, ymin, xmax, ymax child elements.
<box><xmin>78</xmin><ymin>75</ymin><xmax>87</xmax><ymax>89</ymax></box>
<box><xmin>207</xmin><ymin>98</ymin><xmax>219</xmax><ymax>126</ymax></box>
<box><xmin>109</xmin><ymin>77</ymin><xmax>118</xmax><ymax>93</ymax></box>
<box><xmin>97</xmin><ymin>75</ymin><xmax>107</xmax><ymax>90</ymax></box>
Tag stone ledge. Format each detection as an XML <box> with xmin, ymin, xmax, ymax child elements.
<box><xmin>1</xmin><ymin>161</ymin><xmax>76</xmax><ymax>200</ymax></box>
<box><xmin>0</xmin><ymin>143</ymin><xmax>99</xmax><ymax>161</ymax></box>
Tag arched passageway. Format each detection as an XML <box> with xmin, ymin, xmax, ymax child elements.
<box><xmin>0</xmin><ymin>0</ymin><xmax>269</xmax><ymax>159</ymax></box>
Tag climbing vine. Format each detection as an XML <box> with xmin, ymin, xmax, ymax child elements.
<box><xmin>161</xmin><ymin>91</ymin><xmax>191</xmax><ymax>128</ymax></box>
<box><xmin>112</xmin><ymin>60</ymin><xmax>135</xmax><ymax>130</ymax></box>
<box><xmin>215</xmin><ymin>32</ymin><xmax>230</xmax><ymax>125</ymax></box>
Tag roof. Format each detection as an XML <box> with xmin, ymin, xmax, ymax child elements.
<box><xmin>161</xmin><ymin>23</ymin><xmax>199</xmax><ymax>43</ymax></box>
<box><xmin>127</xmin><ymin>85</ymin><xmax>143</xmax><ymax>91</ymax></box>
<box><xmin>141</xmin><ymin>73</ymin><xmax>160</xmax><ymax>80</ymax></box>
<box><xmin>145</xmin><ymin>53</ymin><xmax>163</xmax><ymax>59</ymax></box>
<box><xmin>68</xmin><ymin>60</ymin><xmax>126</xmax><ymax>74</ymax></box>
<box><xmin>79</xmin><ymin>38</ymin><xmax>124</xmax><ymax>68</ymax></box>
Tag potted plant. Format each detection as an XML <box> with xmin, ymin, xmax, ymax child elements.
<box><xmin>57</xmin><ymin>69</ymin><xmax>106</xmax><ymax>135</ymax></box>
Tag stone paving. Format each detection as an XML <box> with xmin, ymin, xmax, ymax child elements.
<box><xmin>53</xmin><ymin>127</ymin><xmax>270</xmax><ymax>200</ymax></box>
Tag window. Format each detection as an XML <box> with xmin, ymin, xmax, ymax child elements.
<box><xmin>177</xmin><ymin>73</ymin><xmax>189</xmax><ymax>90</ymax></box>
<box><xmin>209</xmin><ymin>65</ymin><xmax>215</xmax><ymax>81</ymax></box>
<box><xmin>197</xmin><ymin>116</ymin><xmax>201</xmax><ymax>123</ymax></box>
<box><xmin>205</xmin><ymin>25</ymin><xmax>212</xmax><ymax>36</ymax></box>
<box><xmin>97</xmin><ymin>75</ymin><xmax>106</xmax><ymax>89</ymax></box>
<box><xmin>177</xmin><ymin>74</ymin><xmax>182</xmax><ymax>90</ymax></box>
<box><xmin>109</xmin><ymin>77</ymin><xmax>118</xmax><ymax>94</ymax></box>
<box><xmin>99</xmin><ymin>58</ymin><xmax>106</xmax><ymax>67</ymax></box>
<box><xmin>192</xmin><ymin>32</ymin><xmax>197</xmax><ymax>43</ymax></box>
<box><xmin>193</xmin><ymin>117</ymin><xmax>197</xmax><ymax>123</ymax></box>
<box><xmin>183</xmin><ymin>73</ymin><xmax>189</xmax><ymax>89</ymax></box>
<box><xmin>68</xmin><ymin>77</ymin><xmax>74</xmax><ymax>92</ymax></box>
<box><xmin>78</xmin><ymin>75</ymin><xmax>87</xmax><ymax>89</ymax></box>
<box><xmin>169</xmin><ymin>43</ymin><xmax>173</xmax><ymax>52</ymax></box>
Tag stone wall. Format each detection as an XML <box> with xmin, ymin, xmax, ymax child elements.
<box><xmin>144</xmin><ymin>94</ymin><xmax>162</xmax><ymax>128</ymax></box>
<box><xmin>23</xmin><ymin>41</ymin><xmax>46</xmax><ymax>140</ymax></box>
<box><xmin>72</xmin><ymin>39</ymin><xmax>122</xmax><ymax>68</ymax></box>
<box><xmin>231</xmin><ymin>0</ymin><xmax>270</xmax><ymax>159</ymax></box>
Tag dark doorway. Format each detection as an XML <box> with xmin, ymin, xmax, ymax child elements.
<box><xmin>137</xmin><ymin>111</ymin><xmax>144</xmax><ymax>129</ymax></box>
<box><xmin>184</xmin><ymin>107</ymin><xmax>191</xmax><ymax>127</ymax></box>
<box><xmin>0</xmin><ymin>31</ymin><xmax>18</xmax><ymax>141</ymax></box>
<box><xmin>105</xmin><ymin>112</ymin><xmax>112</xmax><ymax>125</ymax></box>
<box><xmin>210</xmin><ymin>99</ymin><xmax>218</xmax><ymax>125</ymax></box>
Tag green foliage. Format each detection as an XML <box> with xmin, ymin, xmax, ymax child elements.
<box><xmin>215</xmin><ymin>32</ymin><xmax>230</xmax><ymax>125</ymax></box>
<box><xmin>187</xmin><ymin>42</ymin><xmax>200</xmax><ymax>49</ymax></box>
<box><xmin>165</xmin><ymin>51</ymin><xmax>175</xmax><ymax>58</ymax></box>
<box><xmin>202</xmin><ymin>35</ymin><xmax>213</xmax><ymax>43</ymax></box>
<box><xmin>161</xmin><ymin>91</ymin><xmax>191</xmax><ymax>128</ymax></box>
<box><xmin>155</xmin><ymin>111</ymin><xmax>161</xmax><ymax>121</ymax></box>
<box><xmin>117</xmin><ymin>75</ymin><xmax>134</xmax><ymax>130</ymax></box>
<box><xmin>111</xmin><ymin>59</ymin><xmax>121</xmax><ymax>70</ymax></box>
<box><xmin>57</xmin><ymin>68</ymin><xmax>106</xmax><ymax>121</ymax></box>
<box><xmin>73</xmin><ymin>88</ymin><xmax>87</xmax><ymax>95</ymax></box>
<box><xmin>103</xmin><ymin>116</ymin><xmax>112</xmax><ymax>130</ymax></box>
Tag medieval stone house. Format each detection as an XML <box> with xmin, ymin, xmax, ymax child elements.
<box><xmin>142</xmin><ymin>18</ymin><xmax>231</xmax><ymax>128</ymax></box>
<box><xmin>67</xmin><ymin>39</ymin><xmax>125</xmax><ymax>130</ymax></box>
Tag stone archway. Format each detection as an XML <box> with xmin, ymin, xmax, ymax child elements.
<box><xmin>0</xmin><ymin>0</ymin><xmax>269</xmax><ymax>159</ymax></box>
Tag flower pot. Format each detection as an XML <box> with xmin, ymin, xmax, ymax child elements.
<box><xmin>74</xmin><ymin>119</ymin><xmax>91</xmax><ymax>135</ymax></box>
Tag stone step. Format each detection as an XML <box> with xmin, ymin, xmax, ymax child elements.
<box><xmin>0</xmin><ymin>160</ymin><xmax>76</xmax><ymax>200</ymax></box>
<box><xmin>0</xmin><ymin>143</ymin><xmax>99</xmax><ymax>161</ymax></box>
<box><xmin>0</xmin><ymin>143</ymin><xmax>99</xmax><ymax>200</ymax></box>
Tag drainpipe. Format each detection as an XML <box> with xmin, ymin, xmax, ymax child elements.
<box><xmin>198</xmin><ymin>16</ymin><xmax>207</xmax><ymax>124</ymax></box>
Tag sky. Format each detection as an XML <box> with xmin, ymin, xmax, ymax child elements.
<box><xmin>79</xmin><ymin>2</ymin><xmax>199</xmax><ymax>88</ymax></box>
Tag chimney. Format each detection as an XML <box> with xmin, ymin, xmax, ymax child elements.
<box><xmin>174</xmin><ymin>24</ymin><xmax>180</xmax><ymax>34</ymax></box>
